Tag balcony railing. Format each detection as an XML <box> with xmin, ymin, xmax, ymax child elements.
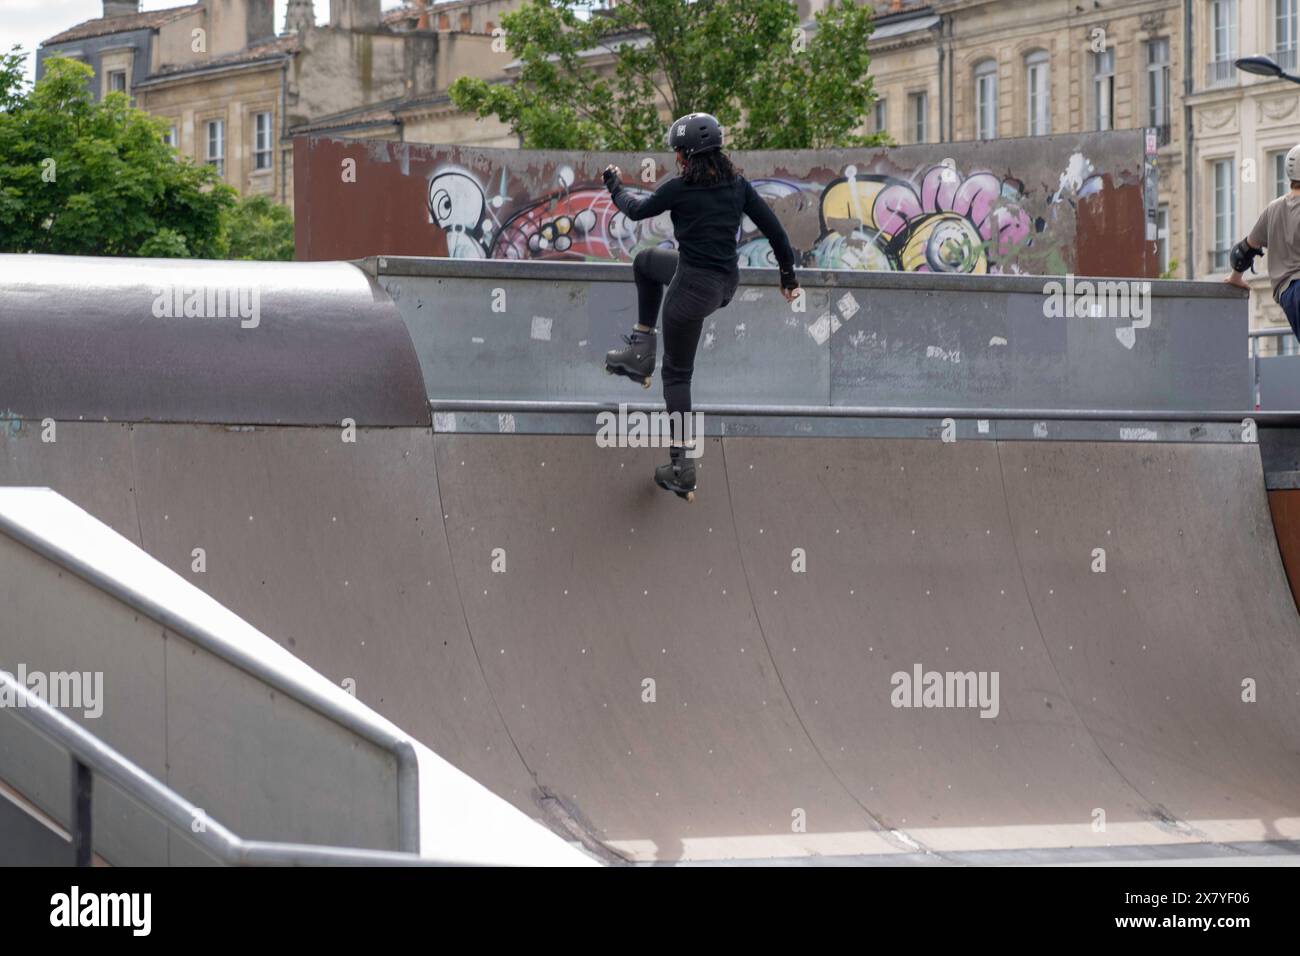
<box><xmin>1206</xmin><ymin>59</ymin><xmax>1238</xmax><ymax>87</ymax></box>
<box><xmin>1209</xmin><ymin>246</ymin><xmax>1231</xmax><ymax>272</ymax></box>
<box><xmin>1273</xmin><ymin>47</ymin><xmax>1298</xmax><ymax>72</ymax></box>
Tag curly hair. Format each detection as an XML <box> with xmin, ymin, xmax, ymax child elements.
<box><xmin>679</xmin><ymin>149</ymin><xmax>742</xmax><ymax>186</ymax></box>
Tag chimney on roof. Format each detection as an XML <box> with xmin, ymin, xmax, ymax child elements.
<box><xmin>331</xmin><ymin>0</ymin><xmax>382</xmax><ymax>31</ymax></box>
<box><xmin>414</xmin><ymin>0</ymin><xmax>431</xmax><ymax>31</ymax></box>
<box><xmin>103</xmin><ymin>1</ymin><xmax>141</xmax><ymax>17</ymax></box>
<box><xmin>209</xmin><ymin>0</ymin><xmax>276</xmax><ymax>55</ymax></box>
<box><xmin>285</xmin><ymin>0</ymin><xmax>315</xmax><ymax>34</ymax></box>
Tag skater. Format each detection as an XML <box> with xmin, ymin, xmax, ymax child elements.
<box><xmin>1226</xmin><ymin>142</ymin><xmax>1300</xmax><ymax>342</ymax></box>
<box><xmin>601</xmin><ymin>112</ymin><xmax>800</xmax><ymax>501</ymax></box>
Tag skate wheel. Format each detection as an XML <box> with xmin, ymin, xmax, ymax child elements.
<box><xmin>604</xmin><ymin>365</ymin><xmax>614</xmax><ymax>375</ymax></box>
<box><xmin>641</xmin><ymin>377</ymin><xmax>652</xmax><ymax>389</ymax></box>
<box><xmin>685</xmin><ymin>491</ymin><xmax>695</xmax><ymax>503</ymax></box>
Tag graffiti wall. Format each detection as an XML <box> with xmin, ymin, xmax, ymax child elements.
<box><xmin>293</xmin><ymin>131</ymin><xmax>1154</xmax><ymax>277</ymax></box>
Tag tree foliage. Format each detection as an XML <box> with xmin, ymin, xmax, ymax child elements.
<box><xmin>224</xmin><ymin>195</ymin><xmax>295</xmax><ymax>261</ymax></box>
<box><xmin>0</xmin><ymin>51</ymin><xmax>291</xmax><ymax>259</ymax></box>
<box><xmin>449</xmin><ymin>0</ymin><xmax>884</xmax><ymax>151</ymax></box>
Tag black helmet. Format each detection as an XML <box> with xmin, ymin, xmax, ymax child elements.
<box><xmin>666</xmin><ymin>112</ymin><xmax>723</xmax><ymax>157</ymax></box>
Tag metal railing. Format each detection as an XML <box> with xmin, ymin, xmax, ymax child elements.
<box><xmin>1250</xmin><ymin>326</ymin><xmax>1300</xmax><ymax>408</ymax></box>
<box><xmin>1273</xmin><ymin>47</ymin><xmax>1298</xmax><ymax>72</ymax></box>
<box><xmin>429</xmin><ymin>397</ymin><xmax>1300</xmax><ymax>425</ymax></box>
<box><xmin>0</xmin><ymin>490</ymin><xmax>421</xmax><ymax>855</ymax></box>
<box><xmin>0</xmin><ymin>670</ymin><xmax>448</xmax><ymax>867</ymax></box>
<box><xmin>1207</xmin><ymin>59</ymin><xmax>1238</xmax><ymax>87</ymax></box>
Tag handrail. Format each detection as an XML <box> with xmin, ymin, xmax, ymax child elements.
<box><xmin>0</xmin><ymin>489</ymin><xmax>420</xmax><ymax>853</ymax></box>
<box><xmin>1249</xmin><ymin>327</ymin><xmax>1294</xmax><ymax>338</ymax></box>
<box><xmin>0</xmin><ymin>671</ymin><xmax>452</xmax><ymax>867</ymax></box>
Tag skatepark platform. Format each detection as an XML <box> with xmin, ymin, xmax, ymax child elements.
<box><xmin>3</xmin><ymin>254</ymin><xmax>1300</xmax><ymax>864</ymax></box>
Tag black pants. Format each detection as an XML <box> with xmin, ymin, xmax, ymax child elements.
<box><xmin>633</xmin><ymin>248</ymin><xmax>738</xmax><ymax>440</ymax></box>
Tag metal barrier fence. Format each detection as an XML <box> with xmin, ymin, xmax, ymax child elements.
<box><xmin>1250</xmin><ymin>327</ymin><xmax>1300</xmax><ymax>411</ymax></box>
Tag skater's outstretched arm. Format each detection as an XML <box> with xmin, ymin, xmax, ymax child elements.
<box><xmin>742</xmin><ymin>179</ymin><xmax>800</xmax><ymax>301</ymax></box>
<box><xmin>603</xmin><ymin>165</ymin><xmax>676</xmax><ymax>221</ymax></box>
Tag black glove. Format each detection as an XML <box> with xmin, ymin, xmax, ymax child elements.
<box><xmin>780</xmin><ymin>266</ymin><xmax>799</xmax><ymax>291</ymax></box>
<box><xmin>1230</xmin><ymin>238</ymin><xmax>1263</xmax><ymax>274</ymax></box>
<box><xmin>602</xmin><ymin>166</ymin><xmax>620</xmax><ymax>191</ymax></box>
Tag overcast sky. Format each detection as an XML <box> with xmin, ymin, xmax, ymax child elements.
<box><xmin>2</xmin><ymin>1</ymin><xmax>410</xmax><ymax>84</ymax></box>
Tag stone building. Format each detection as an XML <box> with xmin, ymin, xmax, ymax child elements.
<box><xmin>37</xmin><ymin>1</ymin><xmax>517</xmax><ymax>204</ymax></box>
<box><xmin>853</xmin><ymin>0</ymin><xmax>1300</xmax><ymax>339</ymax></box>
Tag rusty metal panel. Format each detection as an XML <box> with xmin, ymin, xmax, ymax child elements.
<box><xmin>0</xmin><ymin>255</ymin><xmax>429</xmax><ymax>427</ymax></box>
<box><xmin>294</xmin><ymin>131</ymin><xmax>1154</xmax><ymax>278</ymax></box>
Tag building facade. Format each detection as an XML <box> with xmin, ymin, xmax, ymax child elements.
<box><xmin>857</xmin><ymin>0</ymin><xmax>1300</xmax><ymax>339</ymax></box>
<box><xmin>38</xmin><ymin>1</ymin><xmax>520</xmax><ymax>205</ymax></box>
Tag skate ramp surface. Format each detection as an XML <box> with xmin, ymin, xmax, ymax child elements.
<box><xmin>4</xmin><ymin>424</ymin><xmax>1300</xmax><ymax>863</ymax></box>
<box><xmin>3</xmin><ymin>253</ymin><xmax>1298</xmax><ymax>864</ymax></box>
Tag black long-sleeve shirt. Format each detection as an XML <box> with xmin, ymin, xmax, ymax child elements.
<box><xmin>607</xmin><ymin>174</ymin><xmax>797</xmax><ymax>275</ymax></box>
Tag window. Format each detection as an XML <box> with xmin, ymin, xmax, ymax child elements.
<box><xmin>107</xmin><ymin>70</ymin><xmax>126</xmax><ymax>93</ymax></box>
<box><xmin>909</xmin><ymin>91</ymin><xmax>929</xmax><ymax>143</ymax></box>
<box><xmin>1273</xmin><ymin>150</ymin><xmax>1290</xmax><ymax>198</ymax></box>
<box><xmin>1276</xmin><ymin>0</ymin><xmax>1297</xmax><ymax>71</ymax></box>
<box><xmin>1208</xmin><ymin>0</ymin><xmax>1238</xmax><ymax>86</ymax></box>
<box><xmin>1147</xmin><ymin>39</ymin><xmax>1171</xmax><ymax>139</ymax></box>
<box><xmin>1157</xmin><ymin>205</ymin><xmax>1170</xmax><ymax>275</ymax></box>
<box><xmin>875</xmin><ymin>98</ymin><xmax>888</xmax><ymax>136</ymax></box>
<box><xmin>254</xmin><ymin>111</ymin><xmax>273</xmax><ymax>171</ymax></box>
<box><xmin>974</xmin><ymin>60</ymin><xmax>998</xmax><ymax>140</ymax></box>
<box><xmin>206</xmin><ymin>119</ymin><xmax>225</xmax><ymax>177</ymax></box>
<box><xmin>1093</xmin><ymin>48</ymin><xmax>1114</xmax><ymax>131</ymax></box>
<box><xmin>1212</xmin><ymin>158</ymin><xmax>1236</xmax><ymax>271</ymax></box>
<box><xmin>1026</xmin><ymin>51</ymin><xmax>1050</xmax><ymax>136</ymax></box>
<box><xmin>162</xmin><ymin>126</ymin><xmax>177</xmax><ymax>148</ymax></box>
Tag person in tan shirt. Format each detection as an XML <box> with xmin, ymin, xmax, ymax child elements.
<box><xmin>1227</xmin><ymin>143</ymin><xmax>1300</xmax><ymax>338</ymax></box>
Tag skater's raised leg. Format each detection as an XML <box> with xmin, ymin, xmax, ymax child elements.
<box><xmin>604</xmin><ymin>248</ymin><xmax>680</xmax><ymax>388</ymax></box>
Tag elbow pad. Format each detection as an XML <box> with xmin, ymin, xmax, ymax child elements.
<box><xmin>1230</xmin><ymin>239</ymin><xmax>1263</xmax><ymax>274</ymax></box>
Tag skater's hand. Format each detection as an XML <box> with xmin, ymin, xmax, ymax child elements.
<box><xmin>1224</xmin><ymin>272</ymin><xmax>1250</xmax><ymax>290</ymax></box>
<box><xmin>779</xmin><ymin>265</ymin><xmax>799</xmax><ymax>302</ymax></box>
<box><xmin>602</xmin><ymin>165</ymin><xmax>622</xmax><ymax>191</ymax></box>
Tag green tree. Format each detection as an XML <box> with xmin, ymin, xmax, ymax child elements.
<box><xmin>449</xmin><ymin>0</ymin><xmax>883</xmax><ymax>151</ymax></box>
<box><xmin>0</xmin><ymin>51</ymin><xmax>237</xmax><ymax>257</ymax></box>
<box><xmin>223</xmin><ymin>195</ymin><xmax>295</xmax><ymax>261</ymax></box>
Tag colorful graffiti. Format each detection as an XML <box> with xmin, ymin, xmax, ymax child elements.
<box><xmin>427</xmin><ymin>155</ymin><xmax>1106</xmax><ymax>275</ymax></box>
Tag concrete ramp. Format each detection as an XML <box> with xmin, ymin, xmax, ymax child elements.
<box><xmin>5</xmin><ymin>423</ymin><xmax>1299</xmax><ymax>862</ymax></box>
<box><xmin>3</xmin><ymin>253</ymin><xmax>1298</xmax><ymax>864</ymax></box>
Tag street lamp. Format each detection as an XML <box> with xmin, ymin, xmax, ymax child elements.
<box><xmin>1235</xmin><ymin>55</ymin><xmax>1300</xmax><ymax>85</ymax></box>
